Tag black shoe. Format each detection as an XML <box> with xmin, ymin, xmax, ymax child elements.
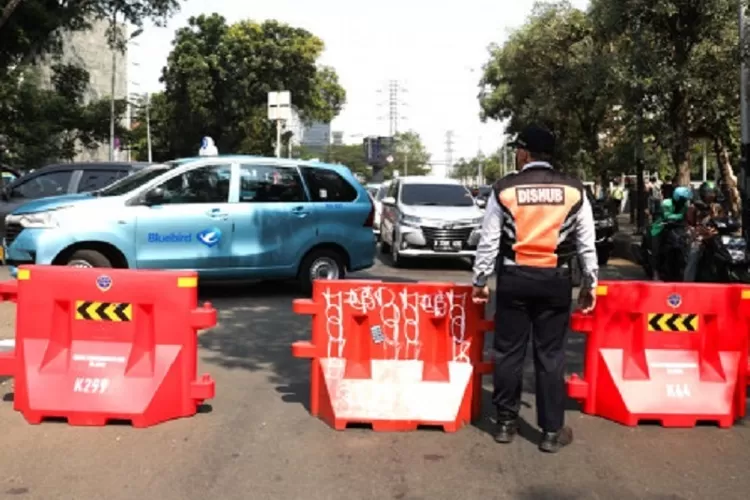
<box><xmin>493</xmin><ymin>419</ymin><xmax>518</xmax><ymax>444</ymax></box>
<box><xmin>539</xmin><ymin>426</ymin><xmax>573</xmax><ymax>453</ymax></box>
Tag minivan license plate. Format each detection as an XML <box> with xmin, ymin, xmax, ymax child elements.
<box><xmin>434</xmin><ymin>240</ymin><xmax>461</xmax><ymax>251</ymax></box>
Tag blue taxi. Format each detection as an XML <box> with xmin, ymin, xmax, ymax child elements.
<box><xmin>3</xmin><ymin>155</ymin><xmax>376</xmax><ymax>291</ymax></box>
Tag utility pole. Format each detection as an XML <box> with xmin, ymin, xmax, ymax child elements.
<box><xmin>445</xmin><ymin>130</ymin><xmax>454</xmax><ymax>177</ymax></box>
<box><xmin>477</xmin><ymin>136</ymin><xmax>484</xmax><ymax>185</ymax></box>
<box><xmin>502</xmin><ymin>142</ymin><xmax>508</xmax><ymax>177</ymax></box>
<box><xmin>740</xmin><ymin>2</ymin><xmax>750</xmax><ymax>236</ymax></box>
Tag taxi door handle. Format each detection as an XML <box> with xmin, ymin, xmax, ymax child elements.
<box><xmin>291</xmin><ymin>206</ymin><xmax>309</xmax><ymax>218</ymax></box>
<box><xmin>206</xmin><ymin>208</ymin><xmax>229</xmax><ymax>220</ymax></box>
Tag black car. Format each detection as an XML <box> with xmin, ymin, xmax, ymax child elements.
<box><xmin>570</xmin><ymin>186</ymin><xmax>617</xmax><ymax>285</ymax></box>
<box><xmin>0</xmin><ymin>161</ymin><xmax>150</xmax><ymax>239</ymax></box>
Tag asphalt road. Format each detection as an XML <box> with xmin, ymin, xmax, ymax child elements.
<box><xmin>0</xmin><ymin>255</ymin><xmax>747</xmax><ymax>500</ymax></box>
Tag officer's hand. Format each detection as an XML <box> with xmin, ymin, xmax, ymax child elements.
<box><xmin>472</xmin><ymin>285</ymin><xmax>490</xmax><ymax>304</ymax></box>
<box><xmin>578</xmin><ymin>287</ymin><xmax>597</xmax><ymax>314</ymax></box>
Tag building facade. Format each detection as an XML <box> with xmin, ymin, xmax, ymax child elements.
<box><xmin>37</xmin><ymin>19</ymin><xmax>129</xmax><ymax>162</ymax></box>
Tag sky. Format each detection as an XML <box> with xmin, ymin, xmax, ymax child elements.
<box><xmin>128</xmin><ymin>0</ymin><xmax>589</xmax><ymax>173</ymax></box>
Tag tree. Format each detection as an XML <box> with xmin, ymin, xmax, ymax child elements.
<box><xmin>389</xmin><ymin>131</ymin><xmax>431</xmax><ymax>178</ymax></box>
<box><xmin>450</xmin><ymin>150</ymin><xmax>507</xmax><ymax>184</ymax></box>
<box><xmin>159</xmin><ymin>14</ymin><xmax>346</xmax><ymax>157</ymax></box>
<box><xmin>128</xmin><ymin>92</ymin><xmax>173</xmax><ymax>162</ymax></box>
<box><xmin>590</xmin><ymin>0</ymin><xmax>738</xmax><ymax>184</ymax></box>
<box><xmin>0</xmin><ymin>0</ymin><xmax>181</xmax><ymax>71</ymax></box>
<box><xmin>294</xmin><ymin>143</ymin><xmax>371</xmax><ymax>179</ymax></box>
<box><xmin>0</xmin><ymin>64</ymin><xmax>126</xmax><ymax>168</ymax></box>
<box><xmin>480</xmin><ymin>1</ymin><xmax>619</xmax><ymax>179</ymax></box>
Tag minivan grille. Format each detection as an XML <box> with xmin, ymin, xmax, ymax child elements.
<box><xmin>421</xmin><ymin>226</ymin><xmax>473</xmax><ymax>243</ymax></box>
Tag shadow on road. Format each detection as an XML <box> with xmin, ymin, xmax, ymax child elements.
<box><xmin>197</xmin><ymin>264</ymin><xmax>587</xmax><ymax>439</ymax></box>
<box><xmin>197</xmin><ymin>271</ymin><xmax>421</xmax><ymax>412</ymax></box>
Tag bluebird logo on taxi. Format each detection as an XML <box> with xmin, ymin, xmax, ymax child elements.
<box><xmin>147</xmin><ymin>228</ymin><xmax>222</xmax><ymax>247</ymax></box>
<box><xmin>197</xmin><ymin>228</ymin><xmax>221</xmax><ymax>247</ymax></box>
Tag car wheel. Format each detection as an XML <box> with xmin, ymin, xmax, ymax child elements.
<box><xmin>570</xmin><ymin>256</ymin><xmax>582</xmax><ymax>287</ymax></box>
<box><xmin>66</xmin><ymin>249</ymin><xmax>112</xmax><ymax>268</ymax></box>
<box><xmin>298</xmin><ymin>248</ymin><xmax>345</xmax><ymax>294</ymax></box>
<box><xmin>597</xmin><ymin>248</ymin><xmax>611</xmax><ymax>266</ymax></box>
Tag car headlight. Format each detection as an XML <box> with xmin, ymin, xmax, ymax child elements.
<box><xmin>471</xmin><ymin>217</ymin><xmax>484</xmax><ymax>225</ymax></box>
<box><xmin>400</xmin><ymin>214</ymin><xmax>422</xmax><ymax>226</ymax></box>
<box><xmin>6</xmin><ymin>207</ymin><xmax>69</xmax><ymax>229</ymax></box>
<box><xmin>595</xmin><ymin>218</ymin><xmax>613</xmax><ymax>228</ymax></box>
<box><xmin>721</xmin><ymin>235</ymin><xmax>732</xmax><ymax>246</ymax></box>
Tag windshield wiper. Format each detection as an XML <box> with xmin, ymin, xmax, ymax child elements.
<box><xmin>415</xmin><ymin>202</ymin><xmax>440</xmax><ymax>206</ymax></box>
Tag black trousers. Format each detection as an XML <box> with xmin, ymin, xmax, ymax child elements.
<box><xmin>492</xmin><ymin>265</ymin><xmax>572</xmax><ymax>432</ymax></box>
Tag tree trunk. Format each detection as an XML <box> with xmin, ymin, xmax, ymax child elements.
<box><xmin>672</xmin><ymin>135</ymin><xmax>691</xmax><ymax>186</ymax></box>
<box><xmin>712</xmin><ymin>136</ymin><xmax>741</xmax><ymax>219</ymax></box>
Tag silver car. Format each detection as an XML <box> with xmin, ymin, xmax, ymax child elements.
<box><xmin>379</xmin><ymin>177</ymin><xmax>484</xmax><ymax>267</ymax></box>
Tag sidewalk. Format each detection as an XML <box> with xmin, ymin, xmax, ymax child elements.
<box><xmin>612</xmin><ymin>213</ymin><xmax>642</xmax><ymax>264</ymax></box>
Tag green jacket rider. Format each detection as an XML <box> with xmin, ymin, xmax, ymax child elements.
<box><xmin>649</xmin><ymin>185</ymin><xmax>692</xmax><ymax>280</ymax></box>
<box><xmin>650</xmin><ymin>186</ymin><xmax>693</xmax><ymax>237</ymax></box>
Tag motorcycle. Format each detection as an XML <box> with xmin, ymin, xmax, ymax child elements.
<box><xmin>635</xmin><ymin>220</ymin><xmax>689</xmax><ymax>281</ymax></box>
<box><xmin>693</xmin><ymin>217</ymin><xmax>750</xmax><ymax>283</ymax></box>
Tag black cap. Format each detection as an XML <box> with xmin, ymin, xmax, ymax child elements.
<box><xmin>508</xmin><ymin>124</ymin><xmax>555</xmax><ymax>155</ymax></box>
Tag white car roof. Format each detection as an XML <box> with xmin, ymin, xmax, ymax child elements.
<box><xmin>397</xmin><ymin>176</ymin><xmax>463</xmax><ymax>185</ymax></box>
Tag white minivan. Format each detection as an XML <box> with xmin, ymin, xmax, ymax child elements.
<box><xmin>379</xmin><ymin>176</ymin><xmax>484</xmax><ymax>267</ymax></box>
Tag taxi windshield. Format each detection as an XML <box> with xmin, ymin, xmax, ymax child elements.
<box><xmin>96</xmin><ymin>164</ymin><xmax>172</xmax><ymax>197</ymax></box>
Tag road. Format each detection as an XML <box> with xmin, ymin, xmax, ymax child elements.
<box><xmin>0</xmin><ymin>255</ymin><xmax>747</xmax><ymax>500</ymax></box>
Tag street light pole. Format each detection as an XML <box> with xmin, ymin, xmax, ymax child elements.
<box><xmin>108</xmin><ymin>10</ymin><xmax>117</xmax><ymax>162</ymax></box>
<box><xmin>145</xmin><ymin>93</ymin><xmax>152</xmax><ymax>163</ymax></box>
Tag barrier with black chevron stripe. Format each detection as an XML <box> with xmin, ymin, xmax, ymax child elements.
<box><xmin>0</xmin><ymin>265</ymin><xmax>217</xmax><ymax>428</ymax></box>
<box><xmin>567</xmin><ymin>280</ymin><xmax>750</xmax><ymax>428</ymax></box>
<box><xmin>647</xmin><ymin>313</ymin><xmax>698</xmax><ymax>332</ymax></box>
<box><xmin>75</xmin><ymin>301</ymin><xmax>133</xmax><ymax>322</ymax></box>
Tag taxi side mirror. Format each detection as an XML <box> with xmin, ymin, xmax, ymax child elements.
<box><xmin>143</xmin><ymin>187</ymin><xmax>166</xmax><ymax>206</ymax></box>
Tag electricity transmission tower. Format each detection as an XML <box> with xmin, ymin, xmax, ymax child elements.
<box><xmin>378</xmin><ymin>80</ymin><xmax>407</xmax><ymax>136</ymax></box>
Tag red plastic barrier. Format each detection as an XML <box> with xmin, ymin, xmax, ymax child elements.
<box><xmin>567</xmin><ymin>281</ymin><xmax>750</xmax><ymax>428</ymax></box>
<box><xmin>292</xmin><ymin>279</ymin><xmax>493</xmax><ymax>432</ymax></box>
<box><xmin>0</xmin><ymin>265</ymin><xmax>216</xmax><ymax>427</ymax></box>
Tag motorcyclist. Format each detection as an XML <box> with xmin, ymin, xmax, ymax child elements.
<box><xmin>683</xmin><ymin>181</ymin><xmax>723</xmax><ymax>281</ymax></box>
<box><xmin>649</xmin><ymin>185</ymin><xmax>692</xmax><ymax>280</ymax></box>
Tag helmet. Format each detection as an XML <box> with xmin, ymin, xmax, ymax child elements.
<box><xmin>672</xmin><ymin>186</ymin><xmax>693</xmax><ymax>202</ymax></box>
<box><xmin>699</xmin><ymin>181</ymin><xmax>717</xmax><ymax>200</ymax></box>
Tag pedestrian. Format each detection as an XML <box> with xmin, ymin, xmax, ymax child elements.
<box><xmin>471</xmin><ymin>124</ymin><xmax>598</xmax><ymax>454</ymax></box>
<box><xmin>647</xmin><ymin>176</ymin><xmax>662</xmax><ymax>223</ymax></box>
<box><xmin>609</xmin><ymin>180</ymin><xmax>623</xmax><ymax>216</ymax></box>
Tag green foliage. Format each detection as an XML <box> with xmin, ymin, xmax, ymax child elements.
<box><xmin>480</xmin><ymin>1</ymin><xmax>618</xmax><ymax>178</ymax></box>
<box><xmin>480</xmin><ymin>0</ymin><xmax>743</xmax><ymax>184</ymax></box>
<box><xmin>290</xmin><ymin>130</ymin><xmax>431</xmax><ymax>181</ymax></box>
<box><xmin>156</xmin><ymin>13</ymin><xmax>346</xmax><ymax>157</ymax></box>
<box><xmin>451</xmin><ymin>148</ymin><xmax>510</xmax><ymax>184</ymax></box>
<box><xmin>0</xmin><ymin>0</ymin><xmax>181</xmax><ymax>71</ymax></box>
<box><xmin>589</xmin><ymin>0</ymin><xmax>738</xmax><ymax>183</ymax></box>
<box><xmin>0</xmin><ymin>64</ymin><xmax>126</xmax><ymax>168</ymax></box>
<box><xmin>387</xmin><ymin>131</ymin><xmax>431</xmax><ymax>178</ymax></box>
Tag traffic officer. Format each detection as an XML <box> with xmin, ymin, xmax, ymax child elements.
<box><xmin>471</xmin><ymin>124</ymin><xmax>598</xmax><ymax>454</ymax></box>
